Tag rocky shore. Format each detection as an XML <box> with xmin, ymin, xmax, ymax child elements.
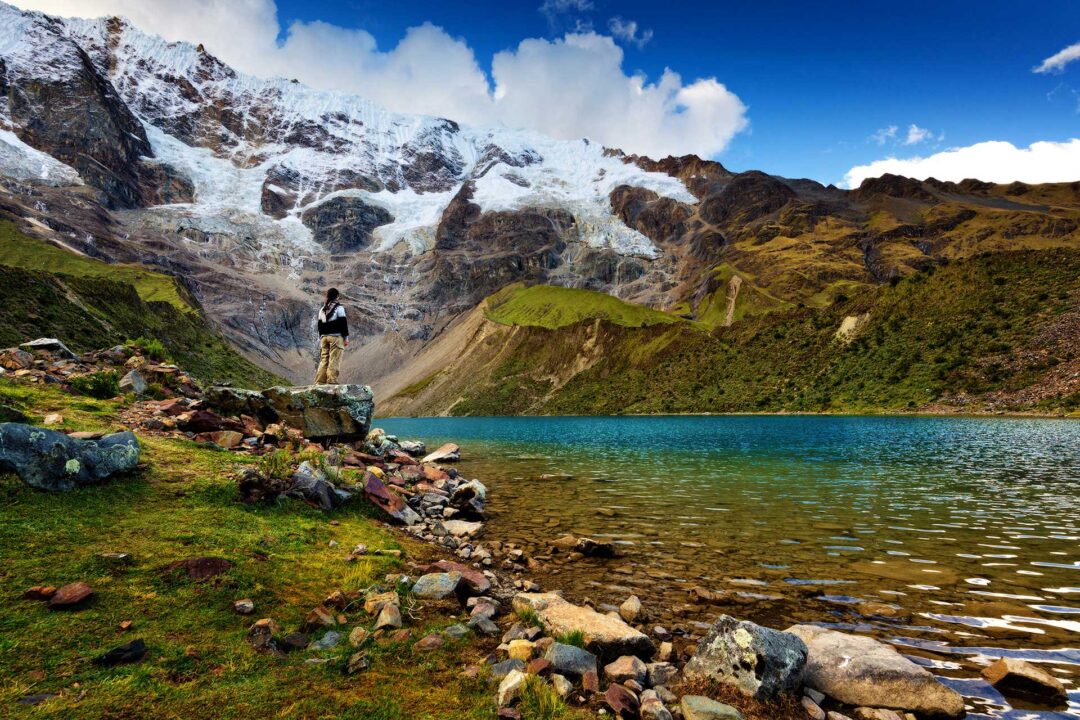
<box><xmin>2</xmin><ymin>339</ymin><xmax>1072</xmax><ymax>719</ymax></box>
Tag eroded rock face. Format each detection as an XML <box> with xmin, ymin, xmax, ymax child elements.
<box><xmin>0</xmin><ymin>423</ymin><xmax>140</xmax><ymax>491</ymax></box>
<box><xmin>512</xmin><ymin>592</ymin><xmax>654</xmax><ymax>661</ymax></box>
<box><xmin>684</xmin><ymin>615</ymin><xmax>806</xmax><ymax>701</ymax></box>
<box><xmin>787</xmin><ymin>624</ymin><xmax>965</xmax><ymax>718</ymax></box>
<box><xmin>301</xmin><ymin>196</ymin><xmax>393</xmax><ymax>253</ymax></box>
<box><xmin>261</xmin><ymin>384</ymin><xmax>373</xmax><ymax>440</ymax></box>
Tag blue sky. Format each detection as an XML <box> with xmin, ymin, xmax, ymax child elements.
<box><xmin>21</xmin><ymin>0</ymin><xmax>1080</xmax><ymax>185</ymax></box>
<box><xmin>269</xmin><ymin>0</ymin><xmax>1080</xmax><ymax>184</ymax></box>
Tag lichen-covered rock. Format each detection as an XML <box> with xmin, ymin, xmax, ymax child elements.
<box><xmin>684</xmin><ymin>615</ymin><xmax>806</xmax><ymax>701</ymax></box>
<box><xmin>0</xmin><ymin>423</ymin><xmax>140</xmax><ymax>491</ymax></box>
<box><xmin>262</xmin><ymin>384</ymin><xmax>373</xmax><ymax>440</ymax></box>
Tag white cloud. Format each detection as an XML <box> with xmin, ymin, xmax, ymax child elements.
<box><xmin>9</xmin><ymin>0</ymin><xmax>747</xmax><ymax>159</ymax></box>
<box><xmin>539</xmin><ymin>0</ymin><xmax>593</xmax><ymax>31</ymax></box>
<box><xmin>607</xmin><ymin>17</ymin><xmax>653</xmax><ymax>48</ymax></box>
<box><xmin>844</xmin><ymin>139</ymin><xmax>1080</xmax><ymax>188</ymax></box>
<box><xmin>1034</xmin><ymin>41</ymin><xmax>1080</xmax><ymax>74</ymax></box>
<box><xmin>904</xmin><ymin>124</ymin><xmax>933</xmax><ymax>145</ymax></box>
<box><xmin>871</xmin><ymin>125</ymin><xmax>898</xmax><ymax>145</ymax></box>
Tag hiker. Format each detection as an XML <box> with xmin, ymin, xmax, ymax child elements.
<box><xmin>314</xmin><ymin>288</ymin><xmax>349</xmax><ymax>384</ymax></box>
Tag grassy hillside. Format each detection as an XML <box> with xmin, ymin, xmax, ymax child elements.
<box><xmin>0</xmin><ymin>225</ymin><xmax>280</xmax><ymax>389</ymax></box>
<box><xmin>486</xmin><ymin>283</ymin><xmax>683</xmax><ymax>329</ymax></box>
<box><xmin>0</xmin><ymin>380</ymin><xmax>506</xmax><ymax>720</ymax></box>
<box><xmin>385</xmin><ymin>249</ymin><xmax>1080</xmax><ymax>417</ymax></box>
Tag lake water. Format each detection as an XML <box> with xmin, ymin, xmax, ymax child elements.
<box><xmin>379</xmin><ymin>415</ymin><xmax>1080</xmax><ymax>717</ymax></box>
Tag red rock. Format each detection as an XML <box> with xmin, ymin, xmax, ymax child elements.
<box><xmin>603</xmin><ymin>683</ymin><xmax>639</xmax><ymax>718</ymax></box>
<box><xmin>582</xmin><ymin>670</ymin><xmax>601</xmax><ymax>694</ymax></box>
<box><xmin>527</xmin><ymin>658</ymin><xmax>552</xmax><ymax>676</ymax></box>
<box><xmin>23</xmin><ymin>585</ymin><xmax>57</xmax><ymax>601</ymax></box>
<box><xmin>48</xmin><ymin>582</ymin><xmax>93</xmax><ymax>608</ymax></box>
<box><xmin>398</xmin><ymin>465</ymin><xmax>423</xmax><ymax>480</ymax></box>
<box><xmin>163</xmin><ymin>557</ymin><xmax>234</xmax><ymax>581</ymax></box>
<box><xmin>497</xmin><ymin>709</ymin><xmax>522</xmax><ymax>720</ymax></box>
<box><xmin>419</xmin><ymin>560</ymin><xmax>491</xmax><ymax>596</ymax></box>
<box><xmin>388</xmin><ymin>629</ymin><xmax>411</xmax><ymax>643</ymax></box>
<box><xmin>387</xmin><ymin>449</ymin><xmax>417</xmax><ymax>466</ymax></box>
<box><xmin>208</xmin><ymin>430</ymin><xmax>244</xmax><ymax>448</ymax></box>
<box><xmin>301</xmin><ymin>605</ymin><xmax>337</xmax><ymax>631</ymax></box>
<box><xmin>414</xmin><ymin>633</ymin><xmax>445</xmax><ymax>651</ymax></box>
<box><xmin>119</xmin><ymin>620</ymin><xmax>133</xmax><ymax>631</ymax></box>
<box><xmin>422</xmin><ymin>465</ymin><xmax>450</xmax><ymax>482</ymax></box>
<box><xmin>363</xmin><ymin>471</ymin><xmax>420</xmax><ymax>524</ymax></box>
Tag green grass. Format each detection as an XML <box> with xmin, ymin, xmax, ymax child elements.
<box><xmin>519</xmin><ymin>675</ymin><xmax>570</xmax><ymax>720</ymax></box>
<box><xmin>69</xmin><ymin>371</ymin><xmax>121</xmax><ymax>400</ymax></box>
<box><xmin>553</xmin><ymin>630</ymin><xmax>585</xmax><ymax>648</ymax></box>
<box><xmin>485</xmin><ymin>283</ymin><xmax>683</xmax><ymax>330</ymax></box>
<box><xmin>0</xmin><ymin>221</ymin><xmax>194</xmax><ymax>311</ymax></box>
<box><xmin>0</xmin><ymin>380</ymin><xmax>506</xmax><ymax>719</ymax></box>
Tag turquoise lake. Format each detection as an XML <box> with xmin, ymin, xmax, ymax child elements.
<box><xmin>379</xmin><ymin>415</ymin><xmax>1080</xmax><ymax>718</ymax></box>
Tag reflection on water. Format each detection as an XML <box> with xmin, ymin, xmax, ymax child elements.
<box><xmin>379</xmin><ymin>415</ymin><xmax>1080</xmax><ymax>717</ymax></box>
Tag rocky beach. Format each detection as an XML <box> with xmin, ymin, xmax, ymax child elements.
<box><xmin>2</xmin><ymin>339</ymin><xmax>1075</xmax><ymax>719</ymax></box>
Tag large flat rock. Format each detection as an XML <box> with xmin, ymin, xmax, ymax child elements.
<box><xmin>513</xmin><ymin>592</ymin><xmax>654</xmax><ymax>661</ymax></box>
<box><xmin>787</xmin><ymin>625</ymin><xmax>964</xmax><ymax>718</ymax></box>
<box><xmin>261</xmin><ymin>384</ymin><xmax>373</xmax><ymax>440</ymax></box>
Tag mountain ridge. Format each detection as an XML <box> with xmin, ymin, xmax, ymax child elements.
<box><xmin>0</xmin><ymin>1</ymin><xmax>1077</xmax><ymax>414</ymax></box>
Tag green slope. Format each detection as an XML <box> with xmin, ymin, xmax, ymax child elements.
<box><xmin>391</xmin><ymin>249</ymin><xmax>1080</xmax><ymax>416</ymax></box>
<box><xmin>0</xmin><ymin>225</ymin><xmax>281</xmax><ymax>388</ymax></box>
<box><xmin>486</xmin><ymin>283</ymin><xmax>684</xmax><ymax>329</ymax></box>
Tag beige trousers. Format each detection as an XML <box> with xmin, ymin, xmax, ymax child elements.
<box><xmin>314</xmin><ymin>335</ymin><xmax>345</xmax><ymax>384</ymax></box>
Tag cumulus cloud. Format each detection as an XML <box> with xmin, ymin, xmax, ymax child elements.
<box><xmin>1034</xmin><ymin>41</ymin><xmax>1080</xmax><ymax>74</ymax></box>
<box><xmin>10</xmin><ymin>0</ymin><xmax>747</xmax><ymax>159</ymax></box>
<box><xmin>871</xmin><ymin>125</ymin><xmax>898</xmax><ymax>145</ymax></box>
<box><xmin>904</xmin><ymin>124</ymin><xmax>933</xmax><ymax>145</ymax></box>
<box><xmin>608</xmin><ymin>17</ymin><xmax>653</xmax><ymax>48</ymax></box>
<box><xmin>844</xmin><ymin>139</ymin><xmax>1080</xmax><ymax>188</ymax></box>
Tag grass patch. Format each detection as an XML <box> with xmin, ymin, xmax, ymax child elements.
<box><xmin>485</xmin><ymin>283</ymin><xmax>683</xmax><ymax>330</ymax></box>
<box><xmin>553</xmin><ymin>630</ymin><xmax>585</xmax><ymax>648</ymax></box>
<box><xmin>69</xmin><ymin>371</ymin><xmax>121</xmax><ymax>400</ymax></box>
<box><xmin>519</xmin><ymin>674</ymin><xmax>570</xmax><ymax>720</ymax></box>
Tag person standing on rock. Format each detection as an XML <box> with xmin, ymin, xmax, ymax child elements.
<box><xmin>314</xmin><ymin>288</ymin><xmax>349</xmax><ymax>384</ymax></box>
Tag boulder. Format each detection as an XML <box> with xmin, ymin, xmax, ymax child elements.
<box><xmin>204</xmin><ymin>386</ymin><xmax>273</xmax><ymax>420</ymax></box>
<box><xmin>0</xmin><ymin>423</ymin><xmax>140</xmax><ymax>491</ymax></box>
<box><xmin>680</xmin><ymin>696</ymin><xmax>744</xmax><ymax>720</ymax></box>
<box><xmin>422</xmin><ymin>442</ymin><xmax>460</xmax><ymax>464</ymax></box>
<box><xmin>20</xmin><ymin>338</ymin><xmax>76</xmax><ymax>359</ymax></box>
<box><xmin>262</xmin><ymin>384</ymin><xmax>374</xmax><ymax>441</ymax></box>
<box><xmin>288</xmin><ymin>461</ymin><xmax>348</xmax><ymax>511</ymax></box>
<box><xmin>514</xmin><ymin>592</ymin><xmax>654</xmax><ymax>661</ymax></box>
<box><xmin>412</xmin><ymin>572</ymin><xmax>462</xmax><ymax>599</ymax></box>
<box><xmin>787</xmin><ymin>625</ymin><xmax>964</xmax><ymax>718</ymax></box>
<box><xmin>544</xmin><ymin>642</ymin><xmax>598</xmax><ymax>679</ymax></box>
<box><xmin>620</xmin><ymin>595</ymin><xmax>642</xmax><ymax>623</ymax></box>
<box><xmin>684</xmin><ymin>616</ymin><xmax>806</xmax><ymax>701</ymax></box>
<box><xmin>981</xmin><ymin>656</ymin><xmax>1067</xmax><ymax>706</ymax></box>
<box><xmin>119</xmin><ymin>370</ymin><xmax>148</xmax><ymax>395</ymax></box>
<box><xmin>0</xmin><ymin>347</ymin><xmax>34</xmax><ymax>370</ymax></box>
<box><xmin>450</xmin><ymin>479</ymin><xmax>487</xmax><ymax>519</ymax></box>
<box><xmin>363</xmin><ymin>471</ymin><xmax>420</xmax><ymax>524</ymax></box>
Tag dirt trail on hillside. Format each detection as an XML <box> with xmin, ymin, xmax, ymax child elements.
<box><xmin>724</xmin><ymin>274</ymin><xmax>742</xmax><ymax>326</ymax></box>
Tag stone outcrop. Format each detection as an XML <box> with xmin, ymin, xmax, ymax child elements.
<box><xmin>512</xmin><ymin>592</ymin><xmax>654</xmax><ymax>661</ymax></box>
<box><xmin>0</xmin><ymin>423</ymin><xmax>140</xmax><ymax>491</ymax></box>
<box><xmin>684</xmin><ymin>615</ymin><xmax>806</xmax><ymax>700</ymax></box>
<box><xmin>260</xmin><ymin>384</ymin><xmax>374</xmax><ymax>440</ymax></box>
<box><xmin>301</xmin><ymin>196</ymin><xmax>394</xmax><ymax>253</ymax></box>
<box><xmin>787</xmin><ymin>625</ymin><xmax>965</xmax><ymax>718</ymax></box>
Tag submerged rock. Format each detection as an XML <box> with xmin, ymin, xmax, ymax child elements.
<box><xmin>981</xmin><ymin>656</ymin><xmax>1067</xmax><ymax>706</ymax></box>
<box><xmin>684</xmin><ymin>615</ymin><xmax>806</xmax><ymax>700</ymax></box>
<box><xmin>422</xmin><ymin>442</ymin><xmax>460</xmax><ymax>464</ymax></box>
<box><xmin>0</xmin><ymin>423</ymin><xmax>140</xmax><ymax>491</ymax></box>
<box><xmin>787</xmin><ymin>624</ymin><xmax>964</xmax><ymax>718</ymax></box>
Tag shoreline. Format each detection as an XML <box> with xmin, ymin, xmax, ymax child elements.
<box><xmin>376</xmin><ymin>408</ymin><xmax>1080</xmax><ymax>420</ymax></box>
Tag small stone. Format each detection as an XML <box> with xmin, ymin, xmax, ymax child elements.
<box><xmin>806</xmin><ymin>689</ymin><xmax>826</xmax><ymax>705</ymax></box>
<box><xmin>641</xmin><ymin>689</ymin><xmax>674</xmax><ymax>720</ymax></box>
<box><xmin>605</xmin><ymin>655</ymin><xmax>647</xmax><ymax>685</ymax></box>
<box><xmin>364</xmin><ymin>590</ymin><xmax>399</xmax><ymax>615</ymax></box>
<box><xmin>346</xmin><ymin>651</ymin><xmax>370</xmax><ymax>675</ymax></box>
<box><xmin>43</xmin><ymin>413</ymin><xmax>63</xmax><ymax>425</ymax></box>
<box><xmin>582</xmin><ymin>670</ymin><xmax>601</xmax><ymax>694</ymax></box>
<box><xmin>507</xmin><ymin>639</ymin><xmax>535</xmax><ymax>662</ymax></box>
<box><xmin>544</xmin><ymin>642</ymin><xmax>598</xmax><ymax>680</ymax></box>
<box><xmin>349</xmin><ymin>626</ymin><xmax>370</xmax><ymax>647</ymax></box>
<box><xmin>551</xmin><ymin>673</ymin><xmax>573</xmax><ymax>699</ymax></box>
<box><xmin>48</xmin><ymin>581</ymin><xmax>93</xmax><ymax>609</ymax></box>
<box><xmin>414</xmin><ymin>633</ymin><xmax>445</xmax><ymax>651</ymax></box>
<box><xmin>604</xmin><ymin>683</ymin><xmax>640</xmax><ymax>718</ymax></box>
<box><xmin>412</xmin><ymin>572</ymin><xmax>462</xmax><ymax>599</ymax></box>
<box><xmin>233</xmin><ymin>598</ymin><xmax>255</xmax><ymax>615</ymax></box>
<box><xmin>374</xmin><ymin>603</ymin><xmax>402</xmax><ymax>631</ymax></box>
<box><xmin>118</xmin><ymin>620</ymin><xmax>133</xmax><ymax>632</ymax></box>
<box><xmin>445</xmin><ymin>624</ymin><xmax>470</xmax><ymax>639</ymax></box>
<box><xmin>681</xmin><ymin>695</ymin><xmax>745</xmax><ymax>720</ymax></box>
<box><xmin>827</xmin><ymin>714</ymin><xmax>854</xmax><ymax>720</ymax></box>
<box><xmin>247</xmin><ymin>618</ymin><xmax>279</xmax><ymax>651</ymax></box>
<box><xmin>982</xmin><ymin>657</ymin><xmax>1067</xmax><ymax>705</ymax></box>
<box><xmin>619</xmin><ymin>595</ymin><xmax>642</xmax><ymax>623</ymax></box>
<box><xmin>498</xmin><ymin>669</ymin><xmax>527</xmax><ymax>706</ymax></box>
<box><xmin>97</xmin><ymin>552</ymin><xmax>133</xmax><ymax>566</ymax></box>
<box><xmin>93</xmin><ymin>639</ymin><xmax>147</xmax><ymax>666</ymax></box>
<box><xmin>657</xmin><ymin>641</ymin><xmax>673</xmax><ymax>662</ymax></box>
<box><xmin>491</xmin><ymin>659</ymin><xmax>526</xmax><ymax>681</ymax></box>
<box><xmin>311</xmin><ymin>630</ymin><xmax>343</xmax><ymax>651</ymax></box>
<box><xmin>302</xmin><ymin>605</ymin><xmax>338</xmax><ymax>631</ymax></box>
<box><xmin>281</xmin><ymin>632</ymin><xmax>310</xmax><ymax>652</ymax></box>
<box><xmin>470</xmin><ymin>616</ymin><xmax>500</xmax><ymax>635</ymax></box>
<box><xmin>527</xmin><ymin>658</ymin><xmax>552</xmax><ymax>676</ymax></box>
<box><xmin>23</xmin><ymin>586</ymin><xmax>57</xmax><ymax>601</ymax></box>
<box><xmin>802</xmin><ymin>696</ymin><xmax>826</xmax><ymax>720</ymax></box>
<box><xmin>647</xmin><ymin>661</ymin><xmax>679</xmax><ymax>687</ymax></box>
<box><xmin>853</xmin><ymin>709</ymin><xmax>904</xmax><ymax>720</ymax></box>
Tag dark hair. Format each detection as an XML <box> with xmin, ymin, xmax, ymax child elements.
<box><xmin>325</xmin><ymin>288</ymin><xmax>339</xmax><ymax>302</ymax></box>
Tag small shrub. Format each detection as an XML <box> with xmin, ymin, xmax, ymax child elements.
<box><xmin>258</xmin><ymin>449</ymin><xmax>294</xmax><ymax>480</ymax></box>
<box><xmin>127</xmin><ymin>336</ymin><xmax>170</xmax><ymax>362</ymax></box>
<box><xmin>519</xmin><ymin>674</ymin><xmax>569</xmax><ymax>720</ymax></box>
<box><xmin>554</xmin><ymin>630</ymin><xmax>585</xmax><ymax>648</ymax></box>
<box><xmin>69</xmin><ymin>371</ymin><xmax>120</xmax><ymax>399</ymax></box>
